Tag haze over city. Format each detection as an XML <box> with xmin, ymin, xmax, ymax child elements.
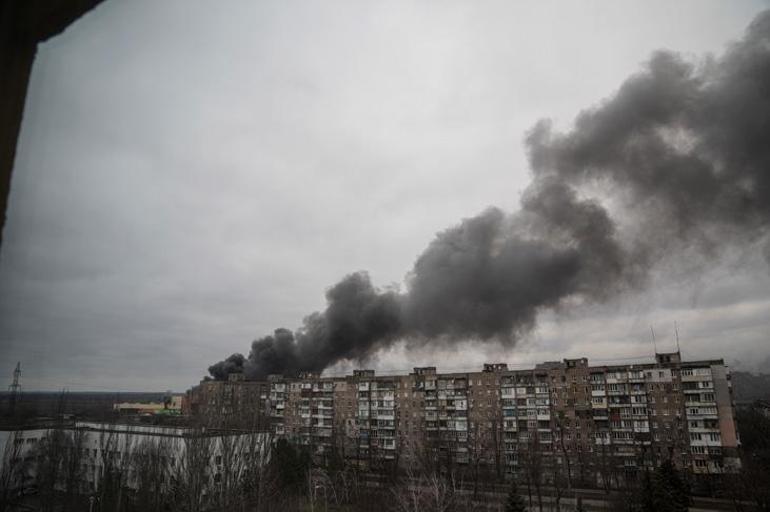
<box><xmin>1</xmin><ymin>0</ymin><xmax>769</xmax><ymax>392</ymax></box>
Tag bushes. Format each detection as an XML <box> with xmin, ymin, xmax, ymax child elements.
<box><xmin>504</xmin><ymin>480</ymin><xmax>527</xmax><ymax>512</ymax></box>
<box><xmin>633</xmin><ymin>460</ymin><xmax>690</xmax><ymax>512</ymax></box>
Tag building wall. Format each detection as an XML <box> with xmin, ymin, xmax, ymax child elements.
<box><xmin>185</xmin><ymin>377</ymin><xmax>270</xmax><ymax>429</ymax></box>
<box><xmin>191</xmin><ymin>353</ymin><xmax>741</xmax><ymax>480</ymax></box>
<box><xmin>0</xmin><ymin>422</ymin><xmax>269</xmax><ymax>494</ymax></box>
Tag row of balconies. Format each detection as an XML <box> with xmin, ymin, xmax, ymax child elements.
<box><xmin>684</xmin><ymin>398</ymin><xmax>717</xmax><ymax>408</ymax></box>
<box><xmin>688</xmin><ymin>426</ymin><xmax>721</xmax><ymax>433</ymax></box>
<box><xmin>686</xmin><ymin>411</ymin><xmax>719</xmax><ymax>419</ymax></box>
<box><xmin>680</xmin><ymin>370</ymin><xmax>713</xmax><ymax>382</ymax></box>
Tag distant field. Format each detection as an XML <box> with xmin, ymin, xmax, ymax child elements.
<box><xmin>0</xmin><ymin>390</ymin><xmax>167</xmax><ymax>420</ymax></box>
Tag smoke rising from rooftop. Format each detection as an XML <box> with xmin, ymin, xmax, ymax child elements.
<box><xmin>209</xmin><ymin>10</ymin><xmax>770</xmax><ymax>380</ymax></box>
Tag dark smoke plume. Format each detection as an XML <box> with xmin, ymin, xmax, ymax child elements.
<box><xmin>208</xmin><ymin>353</ymin><xmax>246</xmax><ymax>380</ymax></box>
<box><xmin>210</xmin><ymin>11</ymin><xmax>770</xmax><ymax>380</ymax></box>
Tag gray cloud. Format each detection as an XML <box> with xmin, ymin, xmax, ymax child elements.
<box><xmin>1</xmin><ymin>0</ymin><xmax>768</xmax><ymax>390</ymax></box>
<box><xmin>210</xmin><ymin>9</ymin><xmax>770</xmax><ymax>380</ymax></box>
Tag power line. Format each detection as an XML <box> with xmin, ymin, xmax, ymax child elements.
<box><xmin>7</xmin><ymin>361</ymin><xmax>21</xmax><ymax>416</ymax></box>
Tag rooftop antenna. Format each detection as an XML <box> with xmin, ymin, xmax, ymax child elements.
<box><xmin>7</xmin><ymin>361</ymin><xmax>21</xmax><ymax>416</ymax></box>
<box><xmin>650</xmin><ymin>326</ymin><xmax>658</xmax><ymax>354</ymax></box>
<box><xmin>674</xmin><ymin>321</ymin><xmax>681</xmax><ymax>355</ymax></box>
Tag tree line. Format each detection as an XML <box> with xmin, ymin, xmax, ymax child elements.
<box><xmin>2</xmin><ymin>402</ymin><xmax>769</xmax><ymax>511</ymax></box>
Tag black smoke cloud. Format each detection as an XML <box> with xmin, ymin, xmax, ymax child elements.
<box><xmin>210</xmin><ymin>10</ymin><xmax>770</xmax><ymax>380</ymax></box>
<box><xmin>207</xmin><ymin>353</ymin><xmax>245</xmax><ymax>380</ymax></box>
<box><xmin>240</xmin><ymin>282</ymin><xmax>401</xmax><ymax>380</ymax></box>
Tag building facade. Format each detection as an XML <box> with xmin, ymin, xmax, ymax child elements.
<box><xmin>0</xmin><ymin>421</ymin><xmax>269</xmax><ymax>497</ymax></box>
<box><xmin>184</xmin><ymin>373</ymin><xmax>270</xmax><ymax>429</ymax></box>
<box><xmin>187</xmin><ymin>352</ymin><xmax>740</xmax><ymax>483</ymax></box>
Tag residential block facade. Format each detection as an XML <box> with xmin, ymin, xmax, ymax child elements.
<box><xmin>185</xmin><ymin>352</ymin><xmax>740</xmax><ymax>482</ymax></box>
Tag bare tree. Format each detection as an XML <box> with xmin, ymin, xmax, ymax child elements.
<box><xmin>466</xmin><ymin>420</ymin><xmax>485</xmax><ymax>499</ymax></box>
<box><xmin>36</xmin><ymin>428</ymin><xmax>69</xmax><ymax>512</ymax></box>
<box><xmin>553</xmin><ymin>410</ymin><xmax>573</xmax><ymax>493</ymax></box>
<box><xmin>212</xmin><ymin>428</ymin><xmax>252</xmax><ymax>510</ymax></box>
<box><xmin>95</xmin><ymin>423</ymin><xmax>133</xmax><ymax>512</ymax></box>
<box><xmin>734</xmin><ymin>405</ymin><xmax>770</xmax><ymax>512</ymax></box>
<box><xmin>0</xmin><ymin>430</ymin><xmax>28</xmax><ymax>512</ymax></box>
<box><xmin>490</xmin><ymin>407</ymin><xmax>504</xmax><ymax>482</ymax></box>
<box><xmin>520</xmin><ymin>430</ymin><xmax>544</xmax><ymax>512</ymax></box>
<box><xmin>129</xmin><ymin>436</ymin><xmax>172</xmax><ymax>512</ymax></box>
<box><xmin>551</xmin><ymin>455</ymin><xmax>570</xmax><ymax>512</ymax></box>
<box><xmin>574</xmin><ymin>443</ymin><xmax>589</xmax><ymax>488</ymax></box>
<box><xmin>595</xmin><ymin>434</ymin><xmax>615</xmax><ymax>493</ymax></box>
<box><xmin>169</xmin><ymin>427</ymin><xmax>214</xmax><ymax>512</ymax></box>
<box><xmin>242</xmin><ymin>431</ymin><xmax>276</xmax><ymax>512</ymax></box>
<box><xmin>30</xmin><ymin>426</ymin><xmax>85</xmax><ymax>512</ymax></box>
<box><xmin>61</xmin><ymin>426</ymin><xmax>86</xmax><ymax>512</ymax></box>
<box><xmin>391</xmin><ymin>457</ymin><xmax>458</xmax><ymax>512</ymax></box>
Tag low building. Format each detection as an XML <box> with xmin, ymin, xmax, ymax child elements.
<box><xmin>113</xmin><ymin>394</ymin><xmax>184</xmax><ymax>416</ymax></box>
<box><xmin>0</xmin><ymin>421</ymin><xmax>269</xmax><ymax>497</ymax></box>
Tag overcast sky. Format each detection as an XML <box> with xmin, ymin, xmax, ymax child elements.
<box><xmin>1</xmin><ymin>0</ymin><xmax>769</xmax><ymax>392</ymax></box>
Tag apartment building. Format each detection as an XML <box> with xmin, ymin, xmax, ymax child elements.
<box><xmin>267</xmin><ymin>372</ymin><xmax>338</xmax><ymax>457</ymax></box>
<box><xmin>189</xmin><ymin>352</ymin><xmax>740</xmax><ymax>483</ymax></box>
<box><xmin>184</xmin><ymin>373</ymin><xmax>270</xmax><ymax>428</ymax></box>
<box><xmin>355</xmin><ymin>371</ymin><xmax>398</xmax><ymax>462</ymax></box>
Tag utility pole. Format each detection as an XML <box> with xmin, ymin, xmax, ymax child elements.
<box><xmin>7</xmin><ymin>361</ymin><xmax>21</xmax><ymax>417</ymax></box>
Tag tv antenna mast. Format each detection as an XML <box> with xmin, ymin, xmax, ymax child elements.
<box><xmin>674</xmin><ymin>321</ymin><xmax>681</xmax><ymax>355</ymax></box>
<box><xmin>650</xmin><ymin>326</ymin><xmax>658</xmax><ymax>354</ymax></box>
